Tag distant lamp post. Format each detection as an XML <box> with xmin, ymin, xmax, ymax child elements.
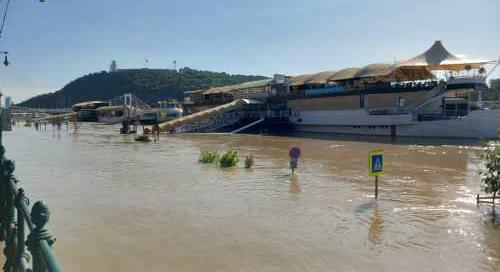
<box><xmin>0</xmin><ymin>52</ymin><xmax>8</xmax><ymax>66</ymax></box>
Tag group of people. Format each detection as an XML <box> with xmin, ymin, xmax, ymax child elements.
<box><xmin>33</xmin><ymin>120</ymin><xmax>68</xmax><ymax>131</ymax></box>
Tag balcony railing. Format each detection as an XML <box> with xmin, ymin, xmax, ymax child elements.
<box><xmin>447</xmin><ymin>76</ymin><xmax>486</xmax><ymax>85</ymax></box>
<box><xmin>366</xmin><ymin>108</ymin><xmax>410</xmax><ymax>115</ymax></box>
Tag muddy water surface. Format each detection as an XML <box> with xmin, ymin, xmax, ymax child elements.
<box><xmin>3</xmin><ymin>124</ymin><xmax>499</xmax><ymax>271</ymax></box>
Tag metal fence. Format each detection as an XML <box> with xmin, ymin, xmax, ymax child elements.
<box><xmin>0</xmin><ymin>144</ymin><xmax>62</xmax><ymax>272</ymax></box>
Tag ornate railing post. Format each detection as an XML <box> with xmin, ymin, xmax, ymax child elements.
<box><xmin>15</xmin><ymin>188</ymin><xmax>29</xmax><ymax>271</ymax></box>
<box><xmin>0</xmin><ymin>144</ymin><xmax>17</xmax><ymax>272</ymax></box>
<box><xmin>1</xmin><ymin>143</ymin><xmax>62</xmax><ymax>272</ymax></box>
<box><xmin>2</xmin><ymin>192</ymin><xmax>16</xmax><ymax>272</ymax></box>
<box><xmin>26</xmin><ymin>201</ymin><xmax>56</xmax><ymax>272</ymax></box>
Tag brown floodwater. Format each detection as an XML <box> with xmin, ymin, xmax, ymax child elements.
<box><xmin>2</xmin><ymin>124</ymin><xmax>499</xmax><ymax>271</ymax></box>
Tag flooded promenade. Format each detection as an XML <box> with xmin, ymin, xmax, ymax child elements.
<box><xmin>3</xmin><ymin>124</ymin><xmax>499</xmax><ymax>271</ymax></box>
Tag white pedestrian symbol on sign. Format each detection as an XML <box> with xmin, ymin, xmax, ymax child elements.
<box><xmin>373</xmin><ymin>157</ymin><xmax>381</xmax><ymax>171</ymax></box>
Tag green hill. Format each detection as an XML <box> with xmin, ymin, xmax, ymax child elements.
<box><xmin>18</xmin><ymin>68</ymin><xmax>268</xmax><ymax>108</ymax></box>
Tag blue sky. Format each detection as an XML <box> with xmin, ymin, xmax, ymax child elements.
<box><xmin>1</xmin><ymin>0</ymin><xmax>499</xmax><ymax>102</ymax></box>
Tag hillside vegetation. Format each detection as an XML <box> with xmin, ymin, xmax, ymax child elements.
<box><xmin>18</xmin><ymin>68</ymin><xmax>267</xmax><ymax>108</ymax></box>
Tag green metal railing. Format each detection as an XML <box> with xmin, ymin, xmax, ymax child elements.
<box><xmin>0</xmin><ymin>144</ymin><xmax>62</xmax><ymax>272</ymax></box>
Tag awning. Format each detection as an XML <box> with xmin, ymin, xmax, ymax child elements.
<box><xmin>202</xmin><ymin>79</ymin><xmax>271</xmax><ymax>95</ymax></box>
<box><xmin>352</xmin><ymin>63</ymin><xmax>432</xmax><ymax>81</ymax></box>
<box><xmin>353</xmin><ymin>64</ymin><xmax>394</xmax><ymax>78</ymax></box>
<box><xmin>397</xmin><ymin>40</ymin><xmax>489</xmax><ymax>71</ymax></box>
<box><xmin>305</xmin><ymin>70</ymin><xmax>337</xmax><ymax>84</ymax></box>
<box><xmin>289</xmin><ymin>74</ymin><xmax>315</xmax><ymax>86</ymax></box>
<box><xmin>329</xmin><ymin>68</ymin><xmax>362</xmax><ymax>81</ymax></box>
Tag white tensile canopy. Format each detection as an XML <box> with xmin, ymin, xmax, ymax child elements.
<box><xmin>397</xmin><ymin>40</ymin><xmax>489</xmax><ymax>71</ymax></box>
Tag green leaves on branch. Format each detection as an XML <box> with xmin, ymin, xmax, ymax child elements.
<box><xmin>219</xmin><ymin>150</ymin><xmax>239</xmax><ymax>168</ymax></box>
<box><xmin>199</xmin><ymin>149</ymin><xmax>220</xmax><ymax>164</ymax></box>
<box><xmin>244</xmin><ymin>154</ymin><xmax>254</xmax><ymax>169</ymax></box>
<box><xmin>198</xmin><ymin>148</ymin><xmax>253</xmax><ymax>169</ymax></box>
<box><xmin>479</xmin><ymin>142</ymin><xmax>500</xmax><ymax>198</ymax></box>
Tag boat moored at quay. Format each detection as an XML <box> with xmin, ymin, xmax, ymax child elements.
<box><xmin>180</xmin><ymin>41</ymin><xmax>499</xmax><ymax>139</ymax></box>
<box><xmin>287</xmin><ymin>41</ymin><xmax>499</xmax><ymax>138</ymax></box>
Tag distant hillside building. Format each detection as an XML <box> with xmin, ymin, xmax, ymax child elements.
<box><xmin>109</xmin><ymin>60</ymin><xmax>118</xmax><ymax>73</ymax></box>
<box><xmin>4</xmin><ymin>96</ymin><xmax>12</xmax><ymax>108</ymax></box>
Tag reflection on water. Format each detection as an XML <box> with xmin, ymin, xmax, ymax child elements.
<box><xmin>368</xmin><ymin>201</ymin><xmax>384</xmax><ymax>246</ymax></box>
<box><xmin>288</xmin><ymin>175</ymin><xmax>302</xmax><ymax>196</ymax></box>
<box><xmin>2</xmin><ymin>124</ymin><xmax>499</xmax><ymax>272</ymax></box>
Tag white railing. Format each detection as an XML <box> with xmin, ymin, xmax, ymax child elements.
<box><xmin>408</xmin><ymin>82</ymin><xmax>448</xmax><ymax>112</ymax></box>
<box><xmin>447</xmin><ymin>76</ymin><xmax>486</xmax><ymax>85</ymax></box>
<box><xmin>366</xmin><ymin>108</ymin><xmax>409</xmax><ymax>115</ymax></box>
<box><xmin>176</xmin><ymin>111</ymin><xmax>243</xmax><ymax>133</ymax></box>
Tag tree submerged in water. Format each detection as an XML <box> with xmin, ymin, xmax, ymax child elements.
<box><xmin>219</xmin><ymin>150</ymin><xmax>239</xmax><ymax>168</ymax></box>
<box><xmin>479</xmin><ymin>142</ymin><xmax>500</xmax><ymax>212</ymax></box>
<box><xmin>244</xmin><ymin>154</ymin><xmax>254</xmax><ymax>169</ymax></box>
<box><xmin>198</xmin><ymin>148</ymin><xmax>243</xmax><ymax>168</ymax></box>
<box><xmin>199</xmin><ymin>149</ymin><xmax>220</xmax><ymax>164</ymax></box>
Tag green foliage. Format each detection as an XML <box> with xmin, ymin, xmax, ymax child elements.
<box><xmin>199</xmin><ymin>149</ymin><xmax>220</xmax><ymax>164</ymax></box>
<box><xmin>485</xmin><ymin>78</ymin><xmax>500</xmax><ymax>101</ymax></box>
<box><xmin>479</xmin><ymin>142</ymin><xmax>500</xmax><ymax>198</ymax></box>
<box><xmin>18</xmin><ymin>68</ymin><xmax>268</xmax><ymax>108</ymax></box>
<box><xmin>219</xmin><ymin>150</ymin><xmax>239</xmax><ymax>168</ymax></box>
<box><xmin>244</xmin><ymin>154</ymin><xmax>254</xmax><ymax>169</ymax></box>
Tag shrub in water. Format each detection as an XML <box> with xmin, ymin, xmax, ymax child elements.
<box><xmin>134</xmin><ymin>135</ymin><xmax>151</xmax><ymax>142</ymax></box>
<box><xmin>199</xmin><ymin>149</ymin><xmax>219</xmax><ymax>164</ymax></box>
<box><xmin>244</xmin><ymin>154</ymin><xmax>254</xmax><ymax>169</ymax></box>
<box><xmin>479</xmin><ymin>142</ymin><xmax>500</xmax><ymax>209</ymax></box>
<box><xmin>219</xmin><ymin>150</ymin><xmax>239</xmax><ymax>168</ymax></box>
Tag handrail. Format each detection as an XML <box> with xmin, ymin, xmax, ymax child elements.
<box><xmin>230</xmin><ymin>118</ymin><xmax>265</xmax><ymax>134</ymax></box>
<box><xmin>408</xmin><ymin>82</ymin><xmax>448</xmax><ymax>112</ymax></box>
<box><xmin>0</xmin><ymin>144</ymin><xmax>63</xmax><ymax>272</ymax></box>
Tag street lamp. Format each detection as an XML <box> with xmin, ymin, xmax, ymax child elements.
<box><xmin>0</xmin><ymin>52</ymin><xmax>9</xmax><ymax>66</ymax></box>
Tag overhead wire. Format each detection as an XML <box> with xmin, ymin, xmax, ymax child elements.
<box><xmin>0</xmin><ymin>0</ymin><xmax>11</xmax><ymax>41</ymax></box>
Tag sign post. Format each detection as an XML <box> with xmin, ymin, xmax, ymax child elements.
<box><xmin>368</xmin><ymin>150</ymin><xmax>384</xmax><ymax>199</ymax></box>
<box><xmin>289</xmin><ymin>146</ymin><xmax>301</xmax><ymax>175</ymax></box>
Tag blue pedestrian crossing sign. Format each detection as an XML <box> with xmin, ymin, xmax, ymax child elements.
<box><xmin>369</xmin><ymin>150</ymin><xmax>384</xmax><ymax>176</ymax></box>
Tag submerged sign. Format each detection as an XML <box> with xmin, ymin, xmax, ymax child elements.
<box><xmin>289</xmin><ymin>146</ymin><xmax>301</xmax><ymax>174</ymax></box>
<box><xmin>368</xmin><ymin>150</ymin><xmax>384</xmax><ymax>176</ymax></box>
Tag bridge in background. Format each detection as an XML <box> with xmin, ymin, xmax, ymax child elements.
<box><xmin>9</xmin><ymin>106</ymin><xmax>72</xmax><ymax>115</ymax></box>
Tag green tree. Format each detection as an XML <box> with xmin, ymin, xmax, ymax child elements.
<box><xmin>480</xmin><ymin>143</ymin><xmax>500</xmax><ymax>211</ymax></box>
<box><xmin>488</xmin><ymin>78</ymin><xmax>500</xmax><ymax>101</ymax></box>
<box><xmin>18</xmin><ymin>68</ymin><xmax>267</xmax><ymax>108</ymax></box>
